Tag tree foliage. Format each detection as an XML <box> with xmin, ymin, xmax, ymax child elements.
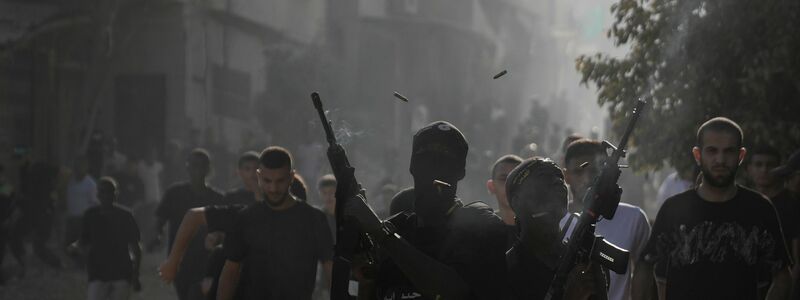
<box><xmin>577</xmin><ymin>0</ymin><xmax>800</xmax><ymax>173</ymax></box>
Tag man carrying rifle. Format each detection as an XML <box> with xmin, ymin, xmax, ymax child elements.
<box><xmin>217</xmin><ymin>147</ymin><xmax>334</xmax><ymax>300</ymax></box>
<box><xmin>344</xmin><ymin>121</ymin><xmax>509</xmax><ymax>300</ymax></box>
<box><xmin>563</xmin><ymin>139</ymin><xmax>650</xmax><ymax>300</ymax></box>
<box><xmin>633</xmin><ymin>117</ymin><xmax>791</xmax><ymax>300</ymax></box>
<box><xmin>505</xmin><ymin>157</ymin><xmax>602</xmax><ymax>300</ymax></box>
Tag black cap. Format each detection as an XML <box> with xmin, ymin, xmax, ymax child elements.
<box><xmin>411</xmin><ymin>121</ymin><xmax>468</xmax><ymax>166</ymax></box>
<box><xmin>505</xmin><ymin>157</ymin><xmax>564</xmax><ymax>204</ymax></box>
<box><xmin>772</xmin><ymin>150</ymin><xmax>800</xmax><ymax>178</ymax></box>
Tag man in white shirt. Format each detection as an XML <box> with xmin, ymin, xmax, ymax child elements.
<box><xmin>137</xmin><ymin>148</ymin><xmax>163</xmax><ymax>248</ymax></box>
<box><xmin>563</xmin><ymin>139</ymin><xmax>651</xmax><ymax>300</ymax></box>
<box><xmin>65</xmin><ymin>157</ymin><xmax>98</xmax><ymax>263</ymax></box>
<box><xmin>655</xmin><ymin>170</ymin><xmax>694</xmax><ymax>209</ymax></box>
<box><xmin>103</xmin><ymin>138</ymin><xmax>128</xmax><ymax>175</ymax></box>
<box><xmin>137</xmin><ymin>149</ymin><xmax>163</xmax><ymax>204</ymax></box>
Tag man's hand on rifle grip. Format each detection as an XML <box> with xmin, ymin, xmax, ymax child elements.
<box><xmin>343</xmin><ymin>189</ymin><xmax>382</xmax><ymax>235</ymax></box>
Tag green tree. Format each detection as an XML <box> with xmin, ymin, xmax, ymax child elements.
<box><xmin>577</xmin><ymin>0</ymin><xmax>800</xmax><ymax>173</ymax></box>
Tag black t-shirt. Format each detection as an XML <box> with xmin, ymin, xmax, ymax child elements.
<box><xmin>203</xmin><ymin>204</ymin><xmax>248</xmax><ymax>300</ymax></box>
<box><xmin>224</xmin><ymin>200</ymin><xmax>334</xmax><ymax>300</ymax></box>
<box><xmin>156</xmin><ymin>182</ymin><xmax>224</xmax><ymax>250</ymax></box>
<box><xmin>642</xmin><ymin>186</ymin><xmax>790</xmax><ymax>300</ymax></box>
<box><xmin>505</xmin><ymin>243</ymin><xmax>553</xmax><ymax>300</ymax></box>
<box><xmin>205</xmin><ymin>204</ymin><xmax>248</xmax><ymax>233</ymax></box>
<box><xmin>770</xmin><ymin>190</ymin><xmax>799</xmax><ymax>243</ymax></box>
<box><xmin>81</xmin><ymin>203</ymin><xmax>140</xmax><ymax>281</ymax></box>
<box><xmin>223</xmin><ymin>188</ymin><xmax>257</xmax><ymax>206</ymax></box>
<box><xmin>156</xmin><ymin>182</ymin><xmax>223</xmax><ymax>281</ymax></box>
<box><xmin>212</xmin><ymin>188</ymin><xmax>256</xmax><ymax>245</ymax></box>
<box><xmin>111</xmin><ymin>171</ymin><xmax>144</xmax><ymax>208</ymax></box>
<box><xmin>375</xmin><ymin>201</ymin><xmax>510</xmax><ymax>300</ymax></box>
<box><xmin>20</xmin><ymin>161</ymin><xmax>57</xmax><ymax>213</ymax></box>
<box><xmin>205</xmin><ymin>245</ymin><xmax>227</xmax><ymax>300</ymax></box>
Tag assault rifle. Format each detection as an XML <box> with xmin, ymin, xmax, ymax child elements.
<box><xmin>544</xmin><ymin>99</ymin><xmax>647</xmax><ymax>300</ymax></box>
<box><xmin>312</xmin><ymin>92</ymin><xmax>367</xmax><ymax>300</ymax></box>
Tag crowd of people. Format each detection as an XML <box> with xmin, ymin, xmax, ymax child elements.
<box><xmin>1</xmin><ymin>116</ymin><xmax>799</xmax><ymax>300</ymax></box>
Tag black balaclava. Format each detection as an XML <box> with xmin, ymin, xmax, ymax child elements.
<box><xmin>409</xmin><ymin>121</ymin><xmax>468</xmax><ymax>228</ymax></box>
<box><xmin>505</xmin><ymin>157</ymin><xmax>567</xmax><ymax>268</ymax></box>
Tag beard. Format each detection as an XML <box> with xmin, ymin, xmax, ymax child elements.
<box><xmin>265</xmin><ymin>191</ymin><xmax>289</xmax><ymax>206</ymax></box>
<box><xmin>701</xmin><ymin>163</ymin><xmax>738</xmax><ymax>188</ymax></box>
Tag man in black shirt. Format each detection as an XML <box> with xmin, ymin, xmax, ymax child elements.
<box><xmin>158</xmin><ymin>203</ymin><xmax>247</xmax><ymax>286</ymax></box>
<box><xmin>504</xmin><ymin>157</ymin><xmax>601</xmax><ymax>300</ymax></box>
<box><xmin>344</xmin><ymin>121</ymin><xmax>509</xmax><ymax>300</ymax></box>
<box><xmin>217</xmin><ymin>146</ymin><xmax>333</xmax><ymax>300</ymax></box>
<box><xmin>771</xmin><ymin>149</ymin><xmax>800</xmax><ymax>298</ymax></box>
<box><xmin>159</xmin><ymin>151</ymin><xmax>260</xmax><ymax>299</ymax></box>
<box><xmin>745</xmin><ymin>146</ymin><xmax>799</xmax><ymax>260</ymax></box>
<box><xmin>634</xmin><ymin>117</ymin><xmax>791</xmax><ymax>300</ymax></box>
<box><xmin>773</xmin><ymin>150</ymin><xmax>800</xmax><ymax>198</ymax></box>
<box><xmin>8</xmin><ymin>158</ymin><xmax>62</xmax><ymax>270</ymax></box>
<box><xmin>155</xmin><ymin>149</ymin><xmax>224</xmax><ymax>300</ymax></box>
<box><xmin>111</xmin><ymin>160</ymin><xmax>145</xmax><ymax>209</ymax></box>
<box><xmin>68</xmin><ymin>177</ymin><xmax>141</xmax><ymax>300</ymax></box>
<box><xmin>200</xmin><ymin>151</ymin><xmax>258</xmax><ymax>299</ymax></box>
<box><xmin>223</xmin><ymin>151</ymin><xmax>260</xmax><ymax>206</ymax></box>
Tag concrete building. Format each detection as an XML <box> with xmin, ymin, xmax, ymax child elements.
<box><xmin>0</xmin><ymin>0</ymin><xmax>567</xmax><ymax>202</ymax></box>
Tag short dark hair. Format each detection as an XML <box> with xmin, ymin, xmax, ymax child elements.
<box><xmin>490</xmin><ymin>154</ymin><xmax>523</xmax><ymax>179</ymax></box>
<box><xmin>747</xmin><ymin>145</ymin><xmax>781</xmax><ymax>165</ymax></box>
<box><xmin>317</xmin><ymin>174</ymin><xmax>337</xmax><ymax>190</ymax></box>
<box><xmin>259</xmin><ymin>146</ymin><xmax>293</xmax><ymax>170</ymax></box>
<box><xmin>291</xmin><ymin>173</ymin><xmax>308</xmax><ymax>201</ymax></box>
<box><xmin>237</xmin><ymin>151</ymin><xmax>260</xmax><ymax>169</ymax></box>
<box><xmin>564</xmin><ymin>139</ymin><xmax>604</xmax><ymax>166</ymax></box>
<box><xmin>97</xmin><ymin>176</ymin><xmax>118</xmax><ymax>190</ymax></box>
<box><xmin>696</xmin><ymin>117</ymin><xmax>743</xmax><ymax>148</ymax></box>
<box><xmin>188</xmin><ymin>148</ymin><xmax>211</xmax><ymax>166</ymax></box>
<box><xmin>562</xmin><ymin>134</ymin><xmax>585</xmax><ymax>154</ymax></box>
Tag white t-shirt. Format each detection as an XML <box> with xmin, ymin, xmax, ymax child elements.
<box><xmin>560</xmin><ymin>202</ymin><xmax>651</xmax><ymax>300</ymax></box>
<box><xmin>656</xmin><ymin>172</ymin><xmax>692</xmax><ymax>209</ymax></box>
<box><xmin>104</xmin><ymin>151</ymin><xmax>128</xmax><ymax>175</ymax></box>
<box><xmin>66</xmin><ymin>175</ymin><xmax>98</xmax><ymax>217</ymax></box>
<box><xmin>137</xmin><ymin>161</ymin><xmax>163</xmax><ymax>203</ymax></box>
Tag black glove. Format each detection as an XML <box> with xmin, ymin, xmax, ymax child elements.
<box><xmin>342</xmin><ymin>190</ymin><xmax>382</xmax><ymax>236</ymax></box>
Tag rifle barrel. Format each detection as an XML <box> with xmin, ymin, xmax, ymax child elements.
<box><xmin>545</xmin><ymin>99</ymin><xmax>647</xmax><ymax>300</ymax></box>
<box><xmin>311</xmin><ymin>92</ymin><xmax>337</xmax><ymax>146</ymax></box>
<box><xmin>614</xmin><ymin>99</ymin><xmax>646</xmax><ymax>159</ymax></box>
